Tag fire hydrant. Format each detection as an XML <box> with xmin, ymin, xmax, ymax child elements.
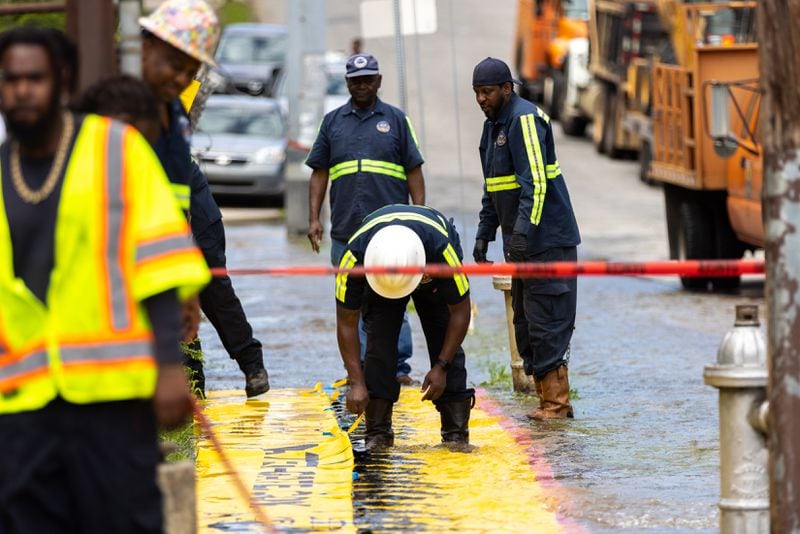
<box><xmin>492</xmin><ymin>275</ymin><xmax>536</xmax><ymax>394</ymax></box>
<box><xmin>703</xmin><ymin>304</ymin><xmax>769</xmax><ymax>533</ymax></box>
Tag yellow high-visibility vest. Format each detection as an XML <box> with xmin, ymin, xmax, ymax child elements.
<box><xmin>0</xmin><ymin>115</ymin><xmax>211</xmax><ymax>414</ymax></box>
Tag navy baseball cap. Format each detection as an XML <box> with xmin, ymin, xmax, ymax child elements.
<box><xmin>472</xmin><ymin>57</ymin><xmax>521</xmax><ymax>86</ymax></box>
<box><xmin>346</xmin><ymin>53</ymin><xmax>380</xmax><ymax>78</ymax></box>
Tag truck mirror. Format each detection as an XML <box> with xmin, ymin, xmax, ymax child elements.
<box><xmin>710</xmin><ymin>83</ymin><xmax>737</xmax><ymax>158</ymax></box>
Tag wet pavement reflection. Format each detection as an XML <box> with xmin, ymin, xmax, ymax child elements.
<box><xmin>200</xmin><ymin>213</ymin><xmax>764</xmax><ymax>531</ymax></box>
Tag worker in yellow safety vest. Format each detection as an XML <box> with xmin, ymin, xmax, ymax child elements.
<box><xmin>0</xmin><ymin>28</ymin><xmax>209</xmax><ymax>532</ymax></box>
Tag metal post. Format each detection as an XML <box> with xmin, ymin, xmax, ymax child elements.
<box><xmin>118</xmin><ymin>0</ymin><xmax>142</xmax><ymax>78</ymax></box>
<box><xmin>392</xmin><ymin>0</ymin><xmax>408</xmax><ymax>112</ymax></box>
<box><xmin>284</xmin><ymin>0</ymin><xmax>326</xmax><ymax>236</ymax></box>
<box><xmin>65</xmin><ymin>0</ymin><xmax>117</xmax><ymax>92</ymax></box>
<box><xmin>492</xmin><ymin>276</ymin><xmax>537</xmax><ymax>394</ymax></box>
<box><xmin>704</xmin><ymin>305</ymin><xmax>769</xmax><ymax>533</ymax></box>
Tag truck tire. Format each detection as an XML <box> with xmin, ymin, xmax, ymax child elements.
<box><xmin>711</xmin><ymin>197</ymin><xmax>745</xmax><ymax>290</ymax></box>
<box><xmin>559</xmin><ymin>61</ymin><xmax>588</xmax><ymax>137</ymax></box>
<box><xmin>545</xmin><ymin>70</ymin><xmax>563</xmax><ymax>122</ymax></box>
<box><xmin>592</xmin><ymin>92</ymin><xmax>607</xmax><ymax>154</ymax></box>
<box><xmin>639</xmin><ymin>140</ymin><xmax>654</xmax><ymax>185</ymax></box>
<box><xmin>665</xmin><ymin>186</ymin><xmax>713</xmax><ymax>290</ymax></box>
<box><xmin>562</xmin><ymin>114</ymin><xmax>588</xmax><ymax>137</ymax></box>
<box><xmin>665</xmin><ymin>186</ymin><xmax>744</xmax><ymax>291</ymax></box>
<box><xmin>602</xmin><ymin>90</ymin><xmax>624</xmax><ymax>159</ymax></box>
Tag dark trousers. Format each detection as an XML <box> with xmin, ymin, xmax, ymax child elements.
<box><xmin>511</xmin><ymin>246</ymin><xmax>578</xmax><ymax>380</ymax></box>
<box><xmin>0</xmin><ymin>399</ymin><xmax>162</xmax><ymax>534</ymax></box>
<box><xmin>363</xmin><ymin>282</ymin><xmax>473</xmax><ymax>406</ymax></box>
<box><xmin>190</xmin><ymin>220</ymin><xmax>263</xmax><ymax>373</ymax></box>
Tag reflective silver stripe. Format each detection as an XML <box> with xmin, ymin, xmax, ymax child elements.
<box><xmin>60</xmin><ymin>339</ymin><xmax>151</xmax><ymax>364</ymax></box>
<box><xmin>105</xmin><ymin>122</ymin><xmax>131</xmax><ymax>330</ymax></box>
<box><xmin>0</xmin><ymin>349</ymin><xmax>48</xmax><ymax>381</ymax></box>
<box><xmin>136</xmin><ymin>234</ymin><xmax>195</xmax><ymax>264</ymax></box>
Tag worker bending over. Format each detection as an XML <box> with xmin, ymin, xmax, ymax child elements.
<box><xmin>335</xmin><ymin>205</ymin><xmax>474</xmax><ymax>450</ymax></box>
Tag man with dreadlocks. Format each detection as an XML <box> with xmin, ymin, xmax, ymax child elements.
<box><xmin>0</xmin><ymin>28</ymin><xmax>209</xmax><ymax>532</ymax></box>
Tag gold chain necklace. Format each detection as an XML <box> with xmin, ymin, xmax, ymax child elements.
<box><xmin>10</xmin><ymin>113</ymin><xmax>75</xmax><ymax>205</ymax></box>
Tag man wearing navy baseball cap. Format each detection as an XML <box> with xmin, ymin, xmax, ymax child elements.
<box><xmin>306</xmin><ymin>52</ymin><xmax>426</xmax><ymax>394</ymax></box>
<box><xmin>472</xmin><ymin>57</ymin><xmax>582</xmax><ymax>421</ymax></box>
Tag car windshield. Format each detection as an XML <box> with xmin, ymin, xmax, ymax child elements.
<box><xmin>326</xmin><ymin>75</ymin><xmax>348</xmax><ymax>96</ymax></box>
<box><xmin>217</xmin><ymin>33</ymin><xmax>286</xmax><ymax>64</ymax></box>
<box><xmin>198</xmin><ymin>106</ymin><xmax>284</xmax><ymax>138</ymax></box>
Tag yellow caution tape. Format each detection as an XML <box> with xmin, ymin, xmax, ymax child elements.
<box><xmin>196</xmin><ymin>390</ymin><xmax>356</xmax><ymax>532</ymax></box>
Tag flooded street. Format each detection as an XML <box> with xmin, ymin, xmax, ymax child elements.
<box><xmin>196</xmin><ymin>2</ymin><xmax>766</xmax><ymax>530</ymax></box>
<box><xmin>199</xmin><ymin>127</ymin><xmax>765</xmax><ymax>531</ymax></box>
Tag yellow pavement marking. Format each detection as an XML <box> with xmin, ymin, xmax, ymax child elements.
<box><xmin>196</xmin><ymin>389</ymin><xmax>355</xmax><ymax>532</ymax></box>
<box><xmin>196</xmin><ymin>388</ymin><xmax>566</xmax><ymax>532</ymax></box>
<box><xmin>353</xmin><ymin>388</ymin><xmax>565</xmax><ymax>532</ymax></box>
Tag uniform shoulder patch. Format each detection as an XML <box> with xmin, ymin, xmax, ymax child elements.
<box><xmin>496</xmin><ymin>130</ymin><xmax>507</xmax><ymax>146</ymax></box>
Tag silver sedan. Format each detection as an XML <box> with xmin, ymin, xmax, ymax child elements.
<box><xmin>192</xmin><ymin>95</ymin><xmax>287</xmax><ymax>202</ymax></box>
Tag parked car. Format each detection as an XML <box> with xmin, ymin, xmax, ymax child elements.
<box><xmin>192</xmin><ymin>96</ymin><xmax>287</xmax><ymax>202</ymax></box>
<box><xmin>208</xmin><ymin>23</ymin><xmax>287</xmax><ymax>97</ymax></box>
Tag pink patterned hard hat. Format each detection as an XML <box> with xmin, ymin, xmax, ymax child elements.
<box><xmin>140</xmin><ymin>0</ymin><xmax>219</xmax><ymax>66</ymax></box>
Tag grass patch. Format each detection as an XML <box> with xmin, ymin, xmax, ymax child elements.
<box><xmin>219</xmin><ymin>0</ymin><xmax>254</xmax><ymax>27</ymax></box>
<box><xmin>479</xmin><ymin>360</ymin><xmax>511</xmax><ymax>387</ymax></box>
<box><xmin>159</xmin><ymin>422</ymin><xmax>196</xmax><ymax>463</ymax></box>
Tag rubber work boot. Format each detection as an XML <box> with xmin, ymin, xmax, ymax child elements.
<box><xmin>527</xmin><ymin>366</ymin><xmax>574</xmax><ymax>420</ymax></box>
<box><xmin>245</xmin><ymin>367</ymin><xmax>270</xmax><ymax>398</ymax></box>
<box><xmin>365</xmin><ymin>398</ymin><xmax>394</xmax><ymax>451</ymax></box>
<box><xmin>439</xmin><ymin>397</ymin><xmax>473</xmax><ymax>444</ymax></box>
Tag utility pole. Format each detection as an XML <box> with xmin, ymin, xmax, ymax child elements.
<box><xmin>65</xmin><ymin>0</ymin><xmax>116</xmax><ymax>91</ymax></box>
<box><xmin>757</xmin><ymin>1</ymin><xmax>800</xmax><ymax>531</ymax></box>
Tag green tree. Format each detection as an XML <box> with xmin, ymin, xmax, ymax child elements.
<box><xmin>0</xmin><ymin>0</ymin><xmax>66</xmax><ymax>32</ymax></box>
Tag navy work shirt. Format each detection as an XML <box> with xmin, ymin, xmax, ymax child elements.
<box><xmin>477</xmin><ymin>92</ymin><xmax>580</xmax><ymax>254</ymax></box>
<box><xmin>335</xmin><ymin>204</ymin><xmax>469</xmax><ymax>310</ymax></box>
<box><xmin>306</xmin><ymin>97</ymin><xmax>424</xmax><ymax>242</ymax></box>
<box><xmin>153</xmin><ymin>98</ymin><xmax>221</xmax><ymax>234</ymax></box>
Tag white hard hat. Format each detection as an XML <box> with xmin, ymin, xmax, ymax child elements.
<box><xmin>364</xmin><ymin>225</ymin><xmax>426</xmax><ymax>299</ymax></box>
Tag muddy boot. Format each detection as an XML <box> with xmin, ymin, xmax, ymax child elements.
<box><xmin>527</xmin><ymin>366</ymin><xmax>574</xmax><ymax>420</ymax></box>
<box><xmin>244</xmin><ymin>367</ymin><xmax>270</xmax><ymax>398</ymax></box>
<box><xmin>365</xmin><ymin>398</ymin><xmax>394</xmax><ymax>451</ymax></box>
<box><xmin>439</xmin><ymin>398</ymin><xmax>473</xmax><ymax>444</ymax></box>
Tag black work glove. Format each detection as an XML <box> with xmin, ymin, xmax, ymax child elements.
<box><xmin>507</xmin><ymin>233</ymin><xmax>528</xmax><ymax>262</ymax></box>
<box><xmin>473</xmin><ymin>238</ymin><xmax>489</xmax><ymax>263</ymax></box>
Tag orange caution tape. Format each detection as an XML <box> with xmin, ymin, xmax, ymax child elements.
<box><xmin>210</xmin><ymin>259</ymin><xmax>764</xmax><ymax>278</ymax></box>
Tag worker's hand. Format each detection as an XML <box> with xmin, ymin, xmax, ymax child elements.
<box><xmin>154</xmin><ymin>363</ymin><xmax>193</xmax><ymax>430</ymax></box>
<box><xmin>181</xmin><ymin>295</ymin><xmax>201</xmax><ymax>343</ymax></box>
<box><xmin>346</xmin><ymin>381</ymin><xmax>369</xmax><ymax>415</ymax></box>
<box><xmin>507</xmin><ymin>233</ymin><xmax>528</xmax><ymax>263</ymax></box>
<box><xmin>308</xmin><ymin>220</ymin><xmax>323</xmax><ymax>254</ymax></box>
<box><xmin>472</xmin><ymin>238</ymin><xmax>489</xmax><ymax>263</ymax></box>
<box><xmin>421</xmin><ymin>366</ymin><xmax>447</xmax><ymax>402</ymax></box>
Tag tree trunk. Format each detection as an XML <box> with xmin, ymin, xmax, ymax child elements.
<box><xmin>757</xmin><ymin>1</ymin><xmax>800</xmax><ymax>531</ymax></box>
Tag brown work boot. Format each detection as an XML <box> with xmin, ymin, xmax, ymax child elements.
<box><xmin>527</xmin><ymin>366</ymin><xmax>574</xmax><ymax>420</ymax></box>
<box><xmin>365</xmin><ymin>398</ymin><xmax>395</xmax><ymax>451</ymax></box>
<box><xmin>534</xmin><ymin>376</ymin><xmax>543</xmax><ymax>408</ymax></box>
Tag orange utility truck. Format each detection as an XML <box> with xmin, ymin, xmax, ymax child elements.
<box><xmin>514</xmin><ymin>0</ymin><xmax>589</xmax><ymax>121</ymax></box>
<box><xmin>647</xmin><ymin>1</ymin><xmax>762</xmax><ymax>289</ymax></box>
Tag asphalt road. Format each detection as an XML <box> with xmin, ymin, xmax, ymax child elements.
<box><xmin>198</xmin><ymin>2</ymin><xmax>768</xmax><ymax>530</ymax></box>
